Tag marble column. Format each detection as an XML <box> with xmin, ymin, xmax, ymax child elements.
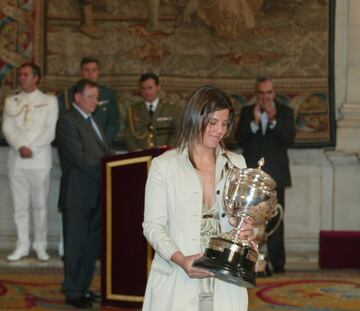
<box><xmin>325</xmin><ymin>0</ymin><xmax>360</xmax><ymax>231</ymax></box>
<box><xmin>336</xmin><ymin>0</ymin><xmax>360</xmax><ymax>152</ymax></box>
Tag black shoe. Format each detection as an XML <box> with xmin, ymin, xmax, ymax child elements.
<box><xmin>265</xmin><ymin>265</ymin><xmax>273</xmax><ymax>276</ymax></box>
<box><xmin>256</xmin><ymin>265</ymin><xmax>272</xmax><ymax>278</ymax></box>
<box><xmin>66</xmin><ymin>296</ymin><xmax>92</xmax><ymax>309</ymax></box>
<box><xmin>85</xmin><ymin>290</ymin><xmax>101</xmax><ymax>302</ymax></box>
<box><xmin>256</xmin><ymin>271</ymin><xmax>268</xmax><ymax>278</ymax></box>
<box><xmin>273</xmin><ymin>267</ymin><xmax>286</xmax><ymax>274</ymax></box>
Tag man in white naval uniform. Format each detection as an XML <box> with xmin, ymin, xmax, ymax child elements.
<box><xmin>2</xmin><ymin>63</ymin><xmax>58</xmax><ymax>261</ymax></box>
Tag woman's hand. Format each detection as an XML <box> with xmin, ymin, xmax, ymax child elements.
<box><xmin>171</xmin><ymin>252</ymin><xmax>214</xmax><ymax>279</ymax></box>
<box><xmin>230</xmin><ymin>216</ymin><xmax>257</xmax><ymax>241</ymax></box>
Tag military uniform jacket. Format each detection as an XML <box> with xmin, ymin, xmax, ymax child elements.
<box><xmin>125</xmin><ymin>99</ymin><xmax>181</xmax><ymax>152</ymax></box>
<box><xmin>2</xmin><ymin>89</ymin><xmax>59</xmax><ymax>170</ymax></box>
<box><xmin>57</xmin><ymin>84</ymin><xmax>120</xmax><ymax>143</ymax></box>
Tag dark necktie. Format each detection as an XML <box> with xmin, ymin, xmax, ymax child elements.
<box><xmin>87</xmin><ymin>116</ymin><xmax>103</xmax><ymax>142</ymax></box>
<box><xmin>149</xmin><ymin>104</ymin><xmax>154</xmax><ymax>118</ymax></box>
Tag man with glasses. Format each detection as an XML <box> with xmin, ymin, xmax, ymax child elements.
<box><xmin>57</xmin><ymin>57</ymin><xmax>119</xmax><ymax>262</ymax></box>
<box><xmin>56</xmin><ymin>79</ymin><xmax>111</xmax><ymax>309</ymax></box>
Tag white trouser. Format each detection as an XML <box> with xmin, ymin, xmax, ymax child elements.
<box><xmin>8</xmin><ymin>168</ymin><xmax>51</xmax><ymax>251</ymax></box>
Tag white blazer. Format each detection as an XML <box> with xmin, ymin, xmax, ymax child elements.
<box><xmin>142</xmin><ymin>147</ymin><xmax>248</xmax><ymax>311</ymax></box>
<box><xmin>2</xmin><ymin>89</ymin><xmax>58</xmax><ymax>170</ymax></box>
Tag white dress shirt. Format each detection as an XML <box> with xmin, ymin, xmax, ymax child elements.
<box><xmin>145</xmin><ymin>97</ymin><xmax>160</xmax><ymax>114</ymax></box>
<box><xmin>250</xmin><ymin>103</ymin><xmax>277</xmax><ymax>135</ymax></box>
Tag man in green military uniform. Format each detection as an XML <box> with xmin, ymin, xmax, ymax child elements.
<box><xmin>57</xmin><ymin>57</ymin><xmax>120</xmax><ymax>144</ymax></box>
<box><xmin>125</xmin><ymin>73</ymin><xmax>181</xmax><ymax>151</ymax></box>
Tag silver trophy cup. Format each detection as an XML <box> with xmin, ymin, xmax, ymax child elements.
<box><xmin>193</xmin><ymin>158</ymin><xmax>277</xmax><ymax>287</ymax></box>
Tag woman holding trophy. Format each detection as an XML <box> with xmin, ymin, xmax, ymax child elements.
<box><xmin>142</xmin><ymin>85</ymin><xmax>255</xmax><ymax>311</ymax></box>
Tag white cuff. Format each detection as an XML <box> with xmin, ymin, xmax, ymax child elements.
<box><xmin>250</xmin><ymin>121</ymin><xmax>260</xmax><ymax>133</ymax></box>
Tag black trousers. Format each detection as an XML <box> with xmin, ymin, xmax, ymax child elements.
<box><xmin>266</xmin><ymin>187</ymin><xmax>285</xmax><ymax>272</ymax></box>
<box><xmin>61</xmin><ymin>207</ymin><xmax>100</xmax><ymax>299</ymax></box>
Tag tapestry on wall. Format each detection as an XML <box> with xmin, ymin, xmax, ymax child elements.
<box><xmin>1</xmin><ymin>0</ymin><xmax>335</xmax><ymax>147</ymax></box>
<box><xmin>0</xmin><ymin>0</ymin><xmax>44</xmax><ymax>140</ymax></box>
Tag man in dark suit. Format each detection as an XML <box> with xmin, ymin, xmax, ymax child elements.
<box><xmin>56</xmin><ymin>79</ymin><xmax>111</xmax><ymax>309</ymax></box>
<box><xmin>57</xmin><ymin>57</ymin><xmax>119</xmax><ymax>260</ymax></box>
<box><xmin>235</xmin><ymin>76</ymin><xmax>295</xmax><ymax>274</ymax></box>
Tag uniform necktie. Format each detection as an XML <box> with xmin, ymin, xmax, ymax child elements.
<box><xmin>149</xmin><ymin>104</ymin><xmax>154</xmax><ymax>118</ymax></box>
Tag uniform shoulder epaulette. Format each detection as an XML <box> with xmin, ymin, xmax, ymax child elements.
<box><xmin>99</xmin><ymin>84</ymin><xmax>107</xmax><ymax>91</ymax></box>
<box><xmin>100</xmin><ymin>84</ymin><xmax>116</xmax><ymax>93</ymax></box>
<box><xmin>161</xmin><ymin>98</ymin><xmax>172</xmax><ymax>105</ymax></box>
<box><xmin>132</xmin><ymin>100</ymin><xmax>145</xmax><ymax>107</ymax></box>
<box><xmin>7</xmin><ymin>89</ymin><xmax>21</xmax><ymax>97</ymax></box>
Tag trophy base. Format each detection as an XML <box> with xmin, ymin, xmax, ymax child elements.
<box><xmin>193</xmin><ymin>237</ymin><xmax>257</xmax><ymax>288</ymax></box>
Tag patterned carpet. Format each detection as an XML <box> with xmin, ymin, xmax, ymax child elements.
<box><xmin>249</xmin><ymin>270</ymin><xmax>360</xmax><ymax>311</ymax></box>
<box><xmin>0</xmin><ymin>267</ymin><xmax>100</xmax><ymax>310</ymax></box>
<box><xmin>0</xmin><ymin>268</ymin><xmax>359</xmax><ymax>310</ymax></box>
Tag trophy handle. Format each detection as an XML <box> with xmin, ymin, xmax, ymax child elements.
<box><xmin>222</xmin><ymin>165</ymin><xmax>237</xmax><ymax>217</ymax></box>
<box><xmin>265</xmin><ymin>203</ymin><xmax>284</xmax><ymax>238</ymax></box>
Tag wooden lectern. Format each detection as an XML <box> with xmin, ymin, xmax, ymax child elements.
<box><xmin>101</xmin><ymin>148</ymin><xmax>168</xmax><ymax>308</ymax></box>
